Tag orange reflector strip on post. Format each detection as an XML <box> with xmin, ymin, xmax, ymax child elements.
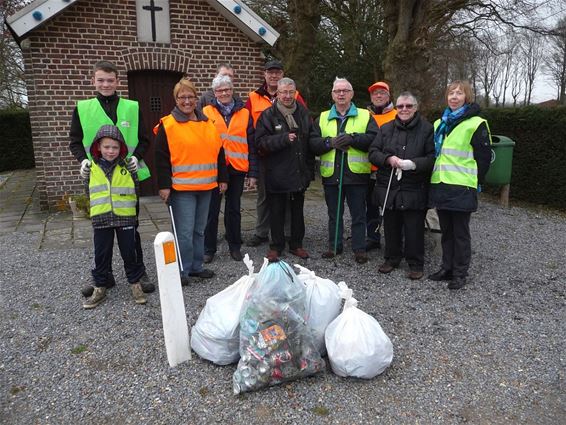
<box><xmin>163</xmin><ymin>241</ymin><xmax>176</xmax><ymax>264</ymax></box>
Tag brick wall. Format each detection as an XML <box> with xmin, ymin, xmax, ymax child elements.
<box><xmin>21</xmin><ymin>0</ymin><xmax>266</xmax><ymax>210</ymax></box>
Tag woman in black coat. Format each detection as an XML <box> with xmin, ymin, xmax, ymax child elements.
<box><xmin>368</xmin><ymin>92</ymin><xmax>435</xmax><ymax>279</ymax></box>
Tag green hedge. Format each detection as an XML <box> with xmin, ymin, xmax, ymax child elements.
<box><xmin>0</xmin><ymin>109</ymin><xmax>34</xmax><ymax>172</ymax></box>
<box><xmin>480</xmin><ymin>107</ymin><xmax>566</xmax><ymax>210</ymax></box>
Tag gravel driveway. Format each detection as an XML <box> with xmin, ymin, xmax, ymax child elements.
<box><xmin>1</xmin><ymin>198</ymin><xmax>565</xmax><ymax>424</ymax></box>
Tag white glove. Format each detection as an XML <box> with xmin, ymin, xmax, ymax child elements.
<box><xmin>80</xmin><ymin>159</ymin><xmax>91</xmax><ymax>179</ymax></box>
<box><xmin>396</xmin><ymin>168</ymin><xmax>403</xmax><ymax>181</ymax></box>
<box><xmin>398</xmin><ymin>159</ymin><xmax>416</xmax><ymax>171</ymax></box>
<box><xmin>127</xmin><ymin>156</ymin><xmax>139</xmax><ymax>173</ymax></box>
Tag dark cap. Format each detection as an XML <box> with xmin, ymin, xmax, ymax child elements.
<box><xmin>91</xmin><ymin>125</ymin><xmax>128</xmax><ymax>159</ymax></box>
<box><xmin>264</xmin><ymin>60</ymin><xmax>284</xmax><ymax>70</ymax></box>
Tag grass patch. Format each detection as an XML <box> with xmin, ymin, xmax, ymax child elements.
<box><xmin>198</xmin><ymin>386</ymin><xmax>209</xmax><ymax>397</ymax></box>
<box><xmin>32</xmin><ymin>303</ymin><xmax>42</xmax><ymax>309</ymax></box>
<box><xmin>71</xmin><ymin>344</ymin><xmax>88</xmax><ymax>355</ymax></box>
<box><xmin>10</xmin><ymin>385</ymin><xmax>26</xmax><ymax>395</ymax></box>
<box><xmin>312</xmin><ymin>405</ymin><xmax>330</xmax><ymax>416</ymax></box>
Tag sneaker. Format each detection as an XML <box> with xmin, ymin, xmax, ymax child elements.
<box><xmin>289</xmin><ymin>247</ymin><xmax>310</xmax><ymax>259</ymax></box>
<box><xmin>408</xmin><ymin>270</ymin><xmax>424</xmax><ymax>280</ymax></box>
<box><xmin>81</xmin><ymin>273</ymin><xmax>116</xmax><ymax>298</ymax></box>
<box><xmin>378</xmin><ymin>261</ymin><xmax>398</xmax><ymax>274</ymax></box>
<box><xmin>140</xmin><ymin>272</ymin><xmax>155</xmax><ymax>293</ymax></box>
<box><xmin>131</xmin><ymin>283</ymin><xmax>147</xmax><ymax>304</ymax></box>
<box><xmin>188</xmin><ymin>269</ymin><xmax>215</xmax><ymax>279</ymax></box>
<box><xmin>203</xmin><ymin>254</ymin><xmax>215</xmax><ymax>264</ymax></box>
<box><xmin>229</xmin><ymin>250</ymin><xmax>243</xmax><ymax>261</ymax></box>
<box><xmin>428</xmin><ymin>269</ymin><xmax>453</xmax><ymax>281</ymax></box>
<box><xmin>354</xmin><ymin>251</ymin><xmax>368</xmax><ymax>264</ymax></box>
<box><xmin>266</xmin><ymin>250</ymin><xmax>280</xmax><ymax>262</ymax></box>
<box><xmin>448</xmin><ymin>277</ymin><xmax>467</xmax><ymax>290</ymax></box>
<box><xmin>246</xmin><ymin>235</ymin><xmax>269</xmax><ymax>247</ymax></box>
<box><xmin>322</xmin><ymin>248</ymin><xmax>343</xmax><ymax>259</ymax></box>
<box><xmin>365</xmin><ymin>239</ymin><xmax>381</xmax><ymax>251</ymax></box>
<box><xmin>83</xmin><ymin>287</ymin><xmax>106</xmax><ymax>309</ymax></box>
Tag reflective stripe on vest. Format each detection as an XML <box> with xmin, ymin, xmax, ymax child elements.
<box><xmin>431</xmin><ymin>116</ymin><xmax>490</xmax><ymax>188</ymax></box>
<box><xmin>248</xmin><ymin>90</ymin><xmax>301</xmax><ymax>127</ymax></box>
<box><xmin>202</xmin><ymin>105</ymin><xmax>250</xmax><ymax>172</ymax></box>
<box><xmin>319</xmin><ymin>108</ymin><xmax>371</xmax><ymax>177</ymax></box>
<box><xmin>89</xmin><ymin>162</ymin><xmax>136</xmax><ymax>217</ymax></box>
<box><xmin>77</xmin><ymin>98</ymin><xmax>151</xmax><ymax>181</ymax></box>
<box><xmin>160</xmin><ymin>114</ymin><xmax>222</xmax><ymax>191</ymax></box>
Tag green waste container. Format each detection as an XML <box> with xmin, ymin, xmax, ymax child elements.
<box><xmin>484</xmin><ymin>135</ymin><xmax>515</xmax><ymax>185</ymax></box>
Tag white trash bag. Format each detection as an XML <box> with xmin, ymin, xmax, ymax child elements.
<box><xmin>191</xmin><ymin>254</ymin><xmax>267</xmax><ymax>365</ymax></box>
<box><xmin>294</xmin><ymin>264</ymin><xmax>341</xmax><ymax>356</ymax></box>
<box><xmin>325</xmin><ymin>282</ymin><xmax>394</xmax><ymax>379</ymax></box>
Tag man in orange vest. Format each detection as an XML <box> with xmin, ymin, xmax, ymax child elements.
<box><xmin>366</xmin><ymin>81</ymin><xmax>397</xmax><ymax>251</ymax></box>
<box><xmin>244</xmin><ymin>60</ymin><xmax>306</xmax><ymax>247</ymax></box>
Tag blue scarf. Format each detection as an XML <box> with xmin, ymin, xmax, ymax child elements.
<box><xmin>434</xmin><ymin>104</ymin><xmax>469</xmax><ymax>157</ymax></box>
<box><xmin>215</xmin><ymin>98</ymin><xmax>235</xmax><ymax>118</ymax></box>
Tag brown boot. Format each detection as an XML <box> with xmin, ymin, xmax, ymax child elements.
<box><xmin>131</xmin><ymin>283</ymin><xmax>147</xmax><ymax>305</ymax></box>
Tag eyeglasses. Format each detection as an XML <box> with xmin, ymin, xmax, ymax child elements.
<box><xmin>214</xmin><ymin>88</ymin><xmax>232</xmax><ymax>94</ymax></box>
<box><xmin>332</xmin><ymin>89</ymin><xmax>352</xmax><ymax>95</ymax></box>
<box><xmin>278</xmin><ymin>90</ymin><xmax>296</xmax><ymax>96</ymax></box>
<box><xmin>177</xmin><ymin>96</ymin><xmax>197</xmax><ymax>102</ymax></box>
<box><xmin>396</xmin><ymin>104</ymin><xmax>415</xmax><ymax>110</ymax></box>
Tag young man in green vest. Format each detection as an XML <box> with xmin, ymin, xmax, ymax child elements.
<box><xmin>82</xmin><ymin>125</ymin><xmax>147</xmax><ymax>309</ymax></box>
<box><xmin>309</xmin><ymin>78</ymin><xmax>379</xmax><ymax>264</ymax></box>
<box><xmin>69</xmin><ymin>60</ymin><xmax>154</xmax><ymax>297</ymax></box>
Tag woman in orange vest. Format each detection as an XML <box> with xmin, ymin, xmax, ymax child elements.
<box><xmin>202</xmin><ymin>75</ymin><xmax>258</xmax><ymax>263</ymax></box>
<box><xmin>155</xmin><ymin>78</ymin><xmax>228</xmax><ymax>285</ymax></box>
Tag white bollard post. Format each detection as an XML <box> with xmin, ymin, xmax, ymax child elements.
<box><xmin>154</xmin><ymin>231</ymin><xmax>191</xmax><ymax>367</ymax></box>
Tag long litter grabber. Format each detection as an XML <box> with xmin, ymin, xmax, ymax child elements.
<box><xmin>375</xmin><ymin>167</ymin><xmax>395</xmax><ymax>234</ymax></box>
<box><xmin>333</xmin><ymin>150</ymin><xmax>346</xmax><ymax>256</ymax></box>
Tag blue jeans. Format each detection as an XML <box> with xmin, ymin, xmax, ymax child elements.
<box><xmin>170</xmin><ymin>189</ymin><xmax>212</xmax><ymax>277</ymax></box>
<box><xmin>324</xmin><ymin>184</ymin><xmax>367</xmax><ymax>252</ymax></box>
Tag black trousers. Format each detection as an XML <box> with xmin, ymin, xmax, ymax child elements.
<box><xmin>437</xmin><ymin>210</ymin><xmax>472</xmax><ymax>278</ymax></box>
<box><xmin>366</xmin><ymin>177</ymin><xmax>382</xmax><ymax>243</ymax></box>
<box><xmin>383</xmin><ymin>209</ymin><xmax>426</xmax><ymax>271</ymax></box>
<box><xmin>267</xmin><ymin>191</ymin><xmax>305</xmax><ymax>252</ymax></box>
<box><xmin>92</xmin><ymin>226</ymin><xmax>145</xmax><ymax>286</ymax></box>
<box><xmin>204</xmin><ymin>174</ymin><xmax>245</xmax><ymax>254</ymax></box>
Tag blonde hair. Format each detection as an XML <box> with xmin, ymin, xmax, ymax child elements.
<box><xmin>173</xmin><ymin>78</ymin><xmax>198</xmax><ymax>99</ymax></box>
<box><xmin>446</xmin><ymin>80</ymin><xmax>473</xmax><ymax>103</ymax></box>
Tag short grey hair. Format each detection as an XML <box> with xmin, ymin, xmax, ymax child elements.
<box><xmin>332</xmin><ymin>77</ymin><xmax>353</xmax><ymax>91</ymax></box>
<box><xmin>277</xmin><ymin>77</ymin><xmax>296</xmax><ymax>89</ymax></box>
<box><xmin>211</xmin><ymin>74</ymin><xmax>233</xmax><ymax>91</ymax></box>
<box><xmin>396</xmin><ymin>91</ymin><xmax>418</xmax><ymax>108</ymax></box>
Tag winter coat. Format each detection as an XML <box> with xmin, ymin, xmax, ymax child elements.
<box><xmin>368</xmin><ymin>112</ymin><xmax>435</xmax><ymax>210</ymax></box>
<box><xmin>255</xmin><ymin>101</ymin><xmax>315</xmax><ymax>193</ymax></box>
<box><xmin>428</xmin><ymin>103</ymin><xmax>492</xmax><ymax>212</ymax></box>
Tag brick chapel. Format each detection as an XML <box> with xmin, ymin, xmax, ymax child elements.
<box><xmin>7</xmin><ymin>0</ymin><xmax>278</xmax><ymax>210</ymax></box>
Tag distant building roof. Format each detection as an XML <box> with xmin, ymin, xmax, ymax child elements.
<box><xmin>6</xmin><ymin>0</ymin><xmax>279</xmax><ymax>46</ymax></box>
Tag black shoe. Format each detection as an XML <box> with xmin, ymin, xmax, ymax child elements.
<box><xmin>322</xmin><ymin>248</ymin><xmax>343</xmax><ymax>259</ymax></box>
<box><xmin>246</xmin><ymin>235</ymin><xmax>269</xmax><ymax>247</ymax></box>
<box><xmin>448</xmin><ymin>276</ymin><xmax>467</xmax><ymax>290</ymax></box>
<box><xmin>180</xmin><ymin>275</ymin><xmax>190</xmax><ymax>286</ymax></box>
<box><xmin>230</xmin><ymin>250</ymin><xmax>243</xmax><ymax>261</ymax></box>
<box><xmin>203</xmin><ymin>253</ymin><xmax>215</xmax><ymax>264</ymax></box>
<box><xmin>428</xmin><ymin>269</ymin><xmax>453</xmax><ymax>281</ymax></box>
<box><xmin>365</xmin><ymin>239</ymin><xmax>381</xmax><ymax>251</ymax></box>
<box><xmin>81</xmin><ymin>273</ymin><xmax>116</xmax><ymax>297</ymax></box>
<box><xmin>139</xmin><ymin>272</ymin><xmax>155</xmax><ymax>293</ymax></box>
<box><xmin>354</xmin><ymin>251</ymin><xmax>368</xmax><ymax>264</ymax></box>
<box><xmin>189</xmin><ymin>269</ymin><xmax>215</xmax><ymax>279</ymax></box>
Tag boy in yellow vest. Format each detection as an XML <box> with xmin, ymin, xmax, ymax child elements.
<box><xmin>83</xmin><ymin>125</ymin><xmax>147</xmax><ymax>309</ymax></box>
<box><xmin>69</xmin><ymin>60</ymin><xmax>154</xmax><ymax>297</ymax></box>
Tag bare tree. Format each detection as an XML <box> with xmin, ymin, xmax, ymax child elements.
<box><xmin>475</xmin><ymin>37</ymin><xmax>501</xmax><ymax>108</ymax></box>
<box><xmin>510</xmin><ymin>63</ymin><xmax>524</xmax><ymax>107</ymax></box>
<box><xmin>1</xmin><ymin>0</ymin><xmax>32</xmax><ymax>108</ymax></box>
<box><xmin>544</xmin><ymin>17</ymin><xmax>566</xmax><ymax>104</ymax></box>
<box><xmin>520</xmin><ymin>30</ymin><xmax>544</xmax><ymax>105</ymax></box>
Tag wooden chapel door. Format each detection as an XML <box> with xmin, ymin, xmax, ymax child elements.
<box><xmin>128</xmin><ymin>70</ymin><xmax>183</xmax><ymax>196</ymax></box>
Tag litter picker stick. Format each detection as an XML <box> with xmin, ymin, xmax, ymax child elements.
<box><xmin>168</xmin><ymin>204</ymin><xmax>184</xmax><ymax>272</ymax></box>
<box><xmin>376</xmin><ymin>167</ymin><xmax>395</xmax><ymax>232</ymax></box>
<box><xmin>333</xmin><ymin>151</ymin><xmax>346</xmax><ymax>255</ymax></box>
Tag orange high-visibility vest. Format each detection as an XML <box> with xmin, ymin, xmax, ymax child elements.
<box><xmin>202</xmin><ymin>105</ymin><xmax>250</xmax><ymax>173</ymax></box>
<box><xmin>159</xmin><ymin>115</ymin><xmax>222</xmax><ymax>191</ymax></box>
<box><xmin>370</xmin><ymin>108</ymin><xmax>398</xmax><ymax>171</ymax></box>
<box><xmin>248</xmin><ymin>90</ymin><xmax>301</xmax><ymax>127</ymax></box>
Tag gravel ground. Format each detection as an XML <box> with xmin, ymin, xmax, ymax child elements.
<box><xmin>1</xmin><ymin>198</ymin><xmax>565</xmax><ymax>424</ymax></box>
